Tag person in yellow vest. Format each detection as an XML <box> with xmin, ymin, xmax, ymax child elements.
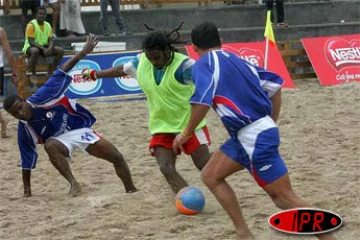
<box><xmin>22</xmin><ymin>6</ymin><xmax>64</xmax><ymax>84</ymax></box>
<box><xmin>82</xmin><ymin>30</ymin><xmax>211</xmax><ymax>194</ymax></box>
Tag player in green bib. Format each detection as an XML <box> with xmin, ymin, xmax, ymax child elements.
<box><xmin>82</xmin><ymin>30</ymin><xmax>211</xmax><ymax>194</ymax></box>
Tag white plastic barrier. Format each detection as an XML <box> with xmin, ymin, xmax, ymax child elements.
<box><xmin>71</xmin><ymin>42</ymin><xmax>126</xmax><ymax>52</ymax></box>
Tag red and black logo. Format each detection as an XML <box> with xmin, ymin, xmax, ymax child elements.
<box><xmin>268</xmin><ymin>208</ymin><xmax>342</xmax><ymax>234</ymax></box>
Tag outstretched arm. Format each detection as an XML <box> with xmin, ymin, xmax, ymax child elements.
<box><xmin>18</xmin><ymin>122</ymin><xmax>38</xmax><ymax>198</ymax></box>
<box><xmin>0</xmin><ymin>27</ymin><xmax>18</xmax><ymax>86</ymax></box>
<box><xmin>82</xmin><ymin>64</ymin><xmax>128</xmax><ymax>80</ymax></box>
<box><xmin>60</xmin><ymin>33</ymin><xmax>99</xmax><ymax>73</ymax></box>
<box><xmin>97</xmin><ymin>65</ymin><xmax>128</xmax><ymax>78</ymax></box>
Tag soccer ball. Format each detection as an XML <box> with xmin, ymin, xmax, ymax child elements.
<box><xmin>175</xmin><ymin>186</ymin><xmax>205</xmax><ymax>215</ymax></box>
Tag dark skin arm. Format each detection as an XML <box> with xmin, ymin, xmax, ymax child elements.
<box><xmin>42</xmin><ymin>37</ymin><xmax>54</xmax><ymax>56</ymax></box>
<box><xmin>0</xmin><ymin>27</ymin><xmax>18</xmax><ymax>86</ymax></box>
<box><xmin>61</xmin><ymin>34</ymin><xmax>98</xmax><ymax>73</ymax></box>
<box><xmin>22</xmin><ymin>169</ymin><xmax>31</xmax><ymax>197</ymax></box>
<box><xmin>270</xmin><ymin>89</ymin><xmax>281</xmax><ymax>123</ymax></box>
<box><xmin>95</xmin><ymin>65</ymin><xmax>127</xmax><ymax>78</ymax></box>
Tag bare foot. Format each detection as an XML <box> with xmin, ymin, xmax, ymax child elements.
<box><xmin>69</xmin><ymin>182</ymin><xmax>81</xmax><ymax>197</ymax></box>
<box><xmin>23</xmin><ymin>190</ymin><xmax>32</xmax><ymax>198</ymax></box>
<box><xmin>236</xmin><ymin>231</ymin><xmax>255</xmax><ymax>240</ymax></box>
<box><xmin>126</xmin><ymin>187</ymin><xmax>138</xmax><ymax>193</ymax></box>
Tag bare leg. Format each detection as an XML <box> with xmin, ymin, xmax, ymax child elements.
<box><xmin>0</xmin><ymin>111</ymin><xmax>8</xmax><ymax>138</ymax></box>
<box><xmin>27</xmin><ymin>47</ymin><xmax>40</xmax><ymax>79</ymax></box>
<box><xmin>50</xmin><ymin>2</ymin><xmax>60</xmax><ymax>36</ymax></box>
<box><xmin>22</xmin><ymin>169</ymin><xmax>32</xmax><ymax>197</ymax></box>
<box><xmin>155</xmin><ymin>147</ymin><xmax>188</xmax><ymax>193</ymax></box>
<box><xmin>21</xmin><ymin>14</ymin><xmax>27</xmax><ymax>34</ymax></box>
<box><xmin>86</xmin><ymin>138</ymin><xmax>137</xmax><ymax>193</ymax></box>
<box><xmin>4</xmin><ymin>0</ymin><xmax>10</xmax><ymax>15</ymax></box>
<box><xmin>49</xmin><ymin>46</ymin><xmax>64</xmax><ymax>75</ymax></box>
<box><xmin>44</xmin><ymin>139</ymin><xmax>81</xmax><ymax>197</ymax></box>
<box><xmin>263</xmin><ymin>174</ymin><xmax>336</xmax><ymax>240</ymax></box>
<box><xmin>201</xmin><ymin>149</ymin><xmax>254</xmax><ymax>240</ymax></box>
<box><xmin>190</xmin><ymin>144</ymin><xmax>211</xmax><ymax>170</ymax></box>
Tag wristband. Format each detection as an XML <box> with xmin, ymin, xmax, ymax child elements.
<box><xmin>83</xmin><ymin>69</ymin><xmax>97</xmax><ymax>80</ymax></box>
<box><xmin>181</xmin><ymin>131</ymin><xmax>193</xmax><ymax>139</ymax></box>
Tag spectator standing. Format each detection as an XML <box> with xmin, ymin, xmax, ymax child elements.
<box><xmin>60</xmin><ymin>0</ymin><xmax>86</xmax><ymax>37</ymax></box>
<box><xmin>100</xmin><ymin>0</ymin><xmax>128</xmax><ymax>36</ymax></box>
<box><xmin>4</xmin><ymin>0</ymin><xmax>11</xmax><ymax>15</ymax></box>
<box><xmin>46</xmin><ymin>0</ymin><xmax>60</xmax><ymax>37</ymax></box>
<box><xmin>21</xmin><ymin>0</ymin><xmax>41</xmax><ymax>33</ymax></box>
<box><xmin>266</xmin><ymin>0</ymin><xmax>288</xmax><ymax>27</ymax></box>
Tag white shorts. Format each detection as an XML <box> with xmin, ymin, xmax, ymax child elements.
<box><xmin>48</xmin><ymin>0</ymin><xmax>58</xmax><ymax>4</ymax></box>
<box><xmin>50</xmin><ymin>128</ymin><xmax>101</xmax><ymax>157</ymax></box>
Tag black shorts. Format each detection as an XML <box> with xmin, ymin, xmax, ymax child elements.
<box><xmin>21</xmin><ymin>0</ymin><xmax>41</xmax><ymax>15</ymax></box>
<box><xmin>0</xmin><ymin>67</ymin><xmax>4</xmax><ymax>96</ymax></box>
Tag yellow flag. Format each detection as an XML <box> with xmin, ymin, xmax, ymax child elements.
<box><xmin>264</xmin><ymin>10</ymin><xmax>276</xmax><ymax>45</ymax></box>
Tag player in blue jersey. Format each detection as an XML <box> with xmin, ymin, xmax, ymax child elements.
<box><xmin>3</xmin><ymin>34</ymin><xmax>137</xmax><ymax>198</ymax></box>
<box><xmin>173</xmin><ymin>22</ymin><xmax>335</xmax><ymax>240</ymax></box>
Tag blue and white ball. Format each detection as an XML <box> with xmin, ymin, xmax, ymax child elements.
<box><xmin>175</xmin><ymin>186</ymin><xmax>205</xmax><ymax>215</ymax></box>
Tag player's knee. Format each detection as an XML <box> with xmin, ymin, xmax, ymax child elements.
<box><xmin>268</xmin><ymin>190</ymin><xmax>292</xmax><ymax>209</ymax></box>
<box><xmin>201</xmin><ymin>170</ymin><xmax>217</xmax><ymax>187</ymax></box>
<box><xmin>30</xmin><ymin>48</ymin><xmax>40</xmax><ymax>57</ymax></box>
<box><xmin>159</xmin><ymin>163</ymin><xmax>176</xmax><ymax>177</ymax></box>
<box><xmin>193</xmin><ymin>157</ymin><xmax>208</xmax><ymax>171</ymax></box>
<box><xmin>58</xmin><ymin>48</ymin><xmax>64</xmax><ymax>56</ymax></box>
<box><xmin>112</xmin><ymin>152</ymin><xmax>126</xmax><ymax>165</ymax></box>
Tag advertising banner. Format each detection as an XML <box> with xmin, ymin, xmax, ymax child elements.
<box><xmin>185</xmin><ymin>42</ymin><xmax>295</xmax><ymax>88</ymax></box>
<box><xmin>302</xmin><ymin>34</ymin><xmax>360</xmax><ymax>86</ymax></box>
<box><xmin>60</xmin><ymin>51</ymin><xmax>143</xmax><ymax>99</ymax></box>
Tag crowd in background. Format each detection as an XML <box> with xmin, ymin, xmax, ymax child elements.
<box><xmin>2</xmin><ymin>0</ymin><xmax>287</xmax><ymax>38</ymax></box>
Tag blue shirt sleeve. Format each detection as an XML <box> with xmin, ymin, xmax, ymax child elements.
<box><xmin>27</xmin><ymin>69</ymin><xmax>73</xmax><ymax>105</ymax></box>
<box><xmin>253</xmin><ymin>65</ymin><xmax>284</xmax><ymax>97</ymax></box>
<box><xmin>190</xmin><ymin>57</ymin><xmax>215</xmax><ymax>106</ymax></box>
<box><xmin>129</xmin><ymin>55</ymin><xmax>140</xmax><ymax>70</ymax></box>
<box><xmin>18</xmin><ymin>122</ymin><xmax>38</xmax><ymax>170</ymax></box>
<box><xmin>174</xmin><ymin>58</ymin><xmax>195</xmax><ymax>85</ymax></box>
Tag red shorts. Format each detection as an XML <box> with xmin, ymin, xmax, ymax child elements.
<box><xmin>149</xmin><ymin>126</ymin><xmax>211</xmax><ymax>156</ymax></box>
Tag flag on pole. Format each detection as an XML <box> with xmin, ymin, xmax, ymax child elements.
<box><xmin>264</xmin><ymin>10</ymin><xmax>276</xmax><ymax>47</ymax></box>
<box><xmin>264</xmin><ymin>10</ymin><xmax>276</xmax><ymax>69</ymax></box>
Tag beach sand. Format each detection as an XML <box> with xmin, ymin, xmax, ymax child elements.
<box><xmin>0</xmin><ymin>79</ymin><xmax>359</xmax><ymax>240</ymax></box>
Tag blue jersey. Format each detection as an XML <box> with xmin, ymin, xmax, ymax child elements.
<box><xmin>191</xmin><ymin>50</ymin><xmax>284</xmax><ymax>136</ymax></box>
<box><xmin>18</xmin><ymin>70</ymin><xmax>96</xmax><ymax>169</ymax></box>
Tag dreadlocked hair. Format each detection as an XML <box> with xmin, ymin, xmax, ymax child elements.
<box><xmin>142</xmin><ymin>22</ymin><xmax>186</xmax><ymax>64</ymax></box>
